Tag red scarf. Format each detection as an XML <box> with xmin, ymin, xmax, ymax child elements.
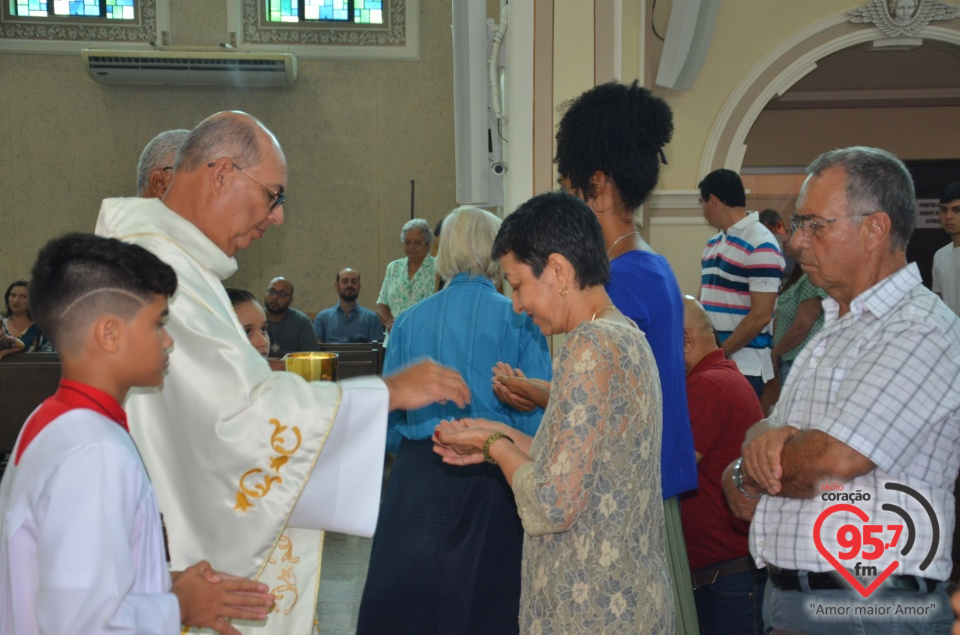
<box><xmin>15</xmin><ymin>379</ymin><xmax>128</xmax><ymax>465</ymax></box>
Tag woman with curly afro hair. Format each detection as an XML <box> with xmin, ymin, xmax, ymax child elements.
<box><xmin>556</xmin><ymin>81</ymin><xmax>702</xmax><ymax>634</ymax></box>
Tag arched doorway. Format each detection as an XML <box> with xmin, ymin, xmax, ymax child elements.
<box><xmin>702</xmin><ymin>11</ymin><xmax>960</xmax><ymax>285</ymax></box>
<box><xmin>700</xmin><ymin>12</ymin><xmax>960</xmax><ymax>173</ymax></box>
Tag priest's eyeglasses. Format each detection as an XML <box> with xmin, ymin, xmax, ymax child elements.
<box><xmin>208</xmin><ymin>161</ymin><xmax>286</xmax><ymax>211</ymax></box>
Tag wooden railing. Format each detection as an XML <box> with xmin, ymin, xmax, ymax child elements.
<box><xmin>0</xmin><ymin>344</ymin><xmax>385</xmax><ymax>477</ymax></box>
<box><xmin>1</xmin><ymin>353</ymin><xmax>61</xmax><ymax>477</ymax></box>
<box><xmin>316</xmin><ymin>342</ymin><xmax>384</xmax><ymax>379</ymax></box>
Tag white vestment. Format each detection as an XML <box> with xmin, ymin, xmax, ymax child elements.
<box><xmin>0</xmin><ymin>407</ymin><xmax>179</xmax><ymax>635</ymax></box>
<box><xmin>95</xmin><ymin>197</ymin><xmax>388</xmax><ymax>635</ymax></box>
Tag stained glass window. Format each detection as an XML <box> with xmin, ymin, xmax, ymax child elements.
<box><xmin>13</xmin><ymin>0</ymin><xmax>136</xmax><ymax>19</ymax></box>
<box><xmin>266</xmin><ymin>0</ymin><xmax>383</xmax><ymax>24</ymax></box>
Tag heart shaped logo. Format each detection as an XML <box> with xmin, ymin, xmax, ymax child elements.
<box><xmin>813</xmin><ymin>503</ymin><xmax>900</xmax><ymax>598</ymax></box>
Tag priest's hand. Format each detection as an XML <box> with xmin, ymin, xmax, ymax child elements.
<box><xmin>384</xmin><ymin>358</ymin><xmax>471</xmax><ymax>411</ymax></box>
<box><xmin>173</xmin><ymin>560</ymin><xmax>275</xmax><ymax>635</ymax></box>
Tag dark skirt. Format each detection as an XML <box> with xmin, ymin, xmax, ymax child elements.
<box><xmin>356</xmin><ymin>437</ymin><xmax>524</xmax><ymax>635</ymax></box>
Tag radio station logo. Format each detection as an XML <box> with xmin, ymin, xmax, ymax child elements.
<box><xmin>813</xmin><ymin>482</ymin><xmax>939</xmax><ymax>598</ymax></box>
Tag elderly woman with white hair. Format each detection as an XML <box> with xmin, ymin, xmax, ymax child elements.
<box><xmin>375</xmin><ymin>217</ymin><xmax>437</xmax><ymax>339</ymax></box>
<box><xmin>357</xmin><ymin>207</ymin><xmax>552</xmax><ymax>635</ymax></box>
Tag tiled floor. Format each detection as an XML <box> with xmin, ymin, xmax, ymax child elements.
<box><xmin>316</xmin><ymin>532</ymin><xmax>373</xmax><ymax>635</ymax></box>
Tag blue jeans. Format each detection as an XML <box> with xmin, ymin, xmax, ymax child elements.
<box><xmin>694</xmin><ymin>568</ymin><xmax>767</xmax><ymax>635</ymax></box>
<box><xmin>762</xmin><ymin>579</ymin><xmax>953</xmax><ymax>635</ymax></box>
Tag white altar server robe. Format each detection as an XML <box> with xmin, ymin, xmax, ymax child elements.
<box><xmin>0</xmin><ymin>408</ymin><xmax>179</xmax><ymax>635</ymax></box>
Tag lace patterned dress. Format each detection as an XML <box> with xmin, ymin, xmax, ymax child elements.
<box><xmin>512</xmin><ymin>319</ymin><xmax>673</xmax><ymax>634</ymax></box>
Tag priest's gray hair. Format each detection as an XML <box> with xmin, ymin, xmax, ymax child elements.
<box><xmin>176</xmin><ymin>113</ymin><xmax>262</xmax><ymax>173</ymax></box>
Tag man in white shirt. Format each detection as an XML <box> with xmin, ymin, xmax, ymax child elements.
<box><xmin>722</xmin><ymin>147</ymin><xmax>960</xmax><ymax>635</ymax></box>
<box><xmin>932</xmin><ymin>181</ymin><xmax>960</xmax><ymax>315</ymax></box>
<box><xmin>96</xmin><ymin>111</ymin><xmax>470</xmax><ymax>635</ymax></box>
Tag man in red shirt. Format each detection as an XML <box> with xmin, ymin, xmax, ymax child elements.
<box><xmin>680</xmin><ymin>295</ymin><xmax>767</xmax><ymax>634</ymax></box>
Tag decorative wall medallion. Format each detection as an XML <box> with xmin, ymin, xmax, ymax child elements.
<box><xmin>848</xmin><ymin>0</ymin><xmax>960</xmax><ymax>37</ymax></box>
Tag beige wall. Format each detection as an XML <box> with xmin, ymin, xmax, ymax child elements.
<box><xmin>652</xmin><ymin>1</ymin><xmax>848</xmax><ymax>191</ymax></box>
<box><xmin>640</xmin><ymin>1</ymin><xmax>960</xmax><ymax>293</ymax></box>
<box><xmin>0</xmin><ymin>0</ymin><xmax>455</xmax><ymax>314</ymax></box>
<box><xmin>745</xmin><ymin>107</ymin><xmax>960</xmax><ymax>166</ymax></box>
<box><xmin>5</xmin><ymin>1</ymin><xmax>959</xmax><ymax>308</ymax></box>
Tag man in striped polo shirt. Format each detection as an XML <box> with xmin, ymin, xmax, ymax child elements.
<box><xmin>698</xmin><ymin>169</ymin><xmax>784</xmax><ymax>397</ymax></box>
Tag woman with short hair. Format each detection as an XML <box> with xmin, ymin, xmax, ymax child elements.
<box><xmin>435</xmin><ymin>192</ymin><xmax>673</xmax><ymax>634</ymax></box>
<box><xmin>375</xmin><ymin>218</ymin><xmax>437</xmax><ymax>339</ymax></box>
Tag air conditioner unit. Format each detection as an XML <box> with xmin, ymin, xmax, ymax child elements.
<box><xmin>81</xmin><ymin>49</ymin><xmax>298</xmax><ymax>87</ymax></box>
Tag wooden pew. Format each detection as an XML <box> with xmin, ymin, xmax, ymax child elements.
<box><xmin>0</xmin><ymin>346</ymin><xmax>382</xmax><ymax>477</ymax></box>
<box><xmin>317</xmin><ymin>342</ymin><xmax>384</xmax><ymax>379</ymax></box>
<box><xmin>267</xmin><ymin>344</ymin><xmax>384</xmax><ymax>379</ymax></box>
<box><xmin>0</xmin><ymin>353</ymin><xmax>61</xmax><ymax>478</ymax></box>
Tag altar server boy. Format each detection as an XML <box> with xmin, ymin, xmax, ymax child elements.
<box><xmin>0</xmin><ymin>234</ymin><xmax>275</xmax><ymax>635</ymax></box>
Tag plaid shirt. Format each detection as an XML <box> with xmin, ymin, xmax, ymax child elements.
<box><xmin>751</xmin><ymin>264</ymin><xmax>960</xmax><ymax>580</ymax></box>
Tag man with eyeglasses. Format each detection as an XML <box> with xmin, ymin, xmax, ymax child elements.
<box><xmin>95</xmin><ymin>111</ymin><xmax>470</xmax><ymax>635</ymax></box>
<box><xmin>722</xmin><ymin>147</ymin><xmax>960</xmax><ymax>634</ymax></box>
<box><xmin>263</xmin><ymin>276</ymin><xmax>320</xmax><ymax>356</ymax></box>
<box><xmin>698</xmin><ymin>168</ymin><xmax>785</xmax><ymax>398</ymax></box>
<box><xmin>136</xmin><ymin>128</ymin><xmax>189</xmax><ymax>199</ymax></box>
<box><xmin>933</xmin><ymin>181</ymin><xmax>960</xmax><ymax>316</ymax></box>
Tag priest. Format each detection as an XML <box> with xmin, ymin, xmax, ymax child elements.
<box><xmin>96</xmin><ymin>111</ymin><xmax>470</xmax><ymax>634</ymax></box>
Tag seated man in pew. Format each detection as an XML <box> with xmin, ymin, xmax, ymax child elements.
<box><xmin>313</xmin><ymin>268</ymin><xmax>383</xmax><ymax>344</ymax></box>
<box><xmin>263</xmin><ymin>276</ymin><xmax>319</xmax><ymax>356</ymax></box>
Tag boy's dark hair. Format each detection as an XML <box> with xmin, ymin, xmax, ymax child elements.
<box><xmin>941</xmin><ymin>181</ymin><xmax>960</xmax><ymax>205</ymax></box>
<box><xmin>698</xmin><ymin>168</ymin><xmax>746</xmax><ymax>208</ymax></box>
<box><xmin>492</xmin><ymin>191</ymin><xmax>610</xmax><ymax>289</ymax></box>
<box><xmin>226</xmin><ymin>287</ymin><xmax>258</xmax><ymax>308</ymax></box>
<box><xmin>555</xmin><ymin>80</ymin><xmax>674</xmax><ymax>210</ymax></box>
<box><xmin>30</xmin><ymin>234</ymin><xmax>177</xmax><ymax>352</ymax></box>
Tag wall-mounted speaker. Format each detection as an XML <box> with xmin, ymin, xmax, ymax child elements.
<box><xmin>655</xmin><ymin>0</ymin><xmax>721</xmax><ymax>91</ymax></box>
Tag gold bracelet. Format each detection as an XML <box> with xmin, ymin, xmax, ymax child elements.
<box><xmin>483</xmin><ymin>431</ymin><xmax>514</xmax><ymax>465</ymax></box>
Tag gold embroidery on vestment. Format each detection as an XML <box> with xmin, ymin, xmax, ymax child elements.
<box><xmin>234</xmin><ymin>418</ymin><xmax>303</xmax><ymax>511</ymax></box>
<box><xmin>268</xmin><ymin>533</ymin><xmax>301</xmax><ymax>614</ymax></box>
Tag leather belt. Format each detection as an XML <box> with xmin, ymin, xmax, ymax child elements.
<box><xmin>691</xmin><ymin>557</ymin><xmax>758</xmax><ymax>590</ymax></box>
<box><xmin>767</xmin><ymin>565</ymin><xmax>940</xmax><ymax>593</ymax></box>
